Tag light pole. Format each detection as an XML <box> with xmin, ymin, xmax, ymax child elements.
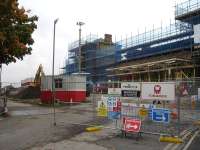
<box><xmin>0</xmin><ymin>64</ymin><xmax>2</xmax><ymax>92</ymax></box>
<box><xmin>52</xmin><ymin>18</ymin><xmax>58</xmax><ymax>126</ymax></box>
<box><xmin>76</xmin><ymin>21</ymin><xmax>85</xmax><ymax>73</ymax></box>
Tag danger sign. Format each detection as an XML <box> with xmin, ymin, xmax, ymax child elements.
<box><xmin>123</xmin><ymin>118</ymin><xmax>141</xmax><ymax>133</ymax></box>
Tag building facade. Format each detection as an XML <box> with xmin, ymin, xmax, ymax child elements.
<box><xmin>65</xmin><ymin>0</ymin><xmax>200</xmax><ymax>84</ymax></box>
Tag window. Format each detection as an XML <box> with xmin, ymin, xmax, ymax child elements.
<box><xmin>55</xmin><ymin>78</ymin><xmax>62</xmax><ymax>88</ymax></box>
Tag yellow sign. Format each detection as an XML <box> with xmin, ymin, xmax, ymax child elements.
<box><xmin>97</xmin><ymin>101</ymin><xmax>108</xmax><ymax>117</ymax></box>
<box><xmin>138</xmin><ymin>108</ymin><xmax>148</xmax><ymax>117</ymax></box>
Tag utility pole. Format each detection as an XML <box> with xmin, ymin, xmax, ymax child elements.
<box><xmin>76</xmin><ymin>21</ymin><xmax>85</xmax><ymax>73</ymax></box>
<box><xmin>52</xmin><ymin>18</ymin><xmax>59</xmax><ymax>126</ymax></box>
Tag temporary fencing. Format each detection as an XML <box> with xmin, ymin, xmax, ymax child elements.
<box><xmin>1</xmin><ymin>79</ymin><xmax>200</xmax><ymax>139</ymax></box>
<box><xmin>94</xmin><ymin>79</ymin><xmax>200</xmax><ymax>137</ymax></box>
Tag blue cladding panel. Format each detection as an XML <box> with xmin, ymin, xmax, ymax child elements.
<box><xmin>115</xmin><ymin>38</ymin><xmax>193</xmax><ymax>62</ymax></box>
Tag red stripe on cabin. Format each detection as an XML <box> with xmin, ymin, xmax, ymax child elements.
<box><xmin>40</xmin><ymin>90</ymin><xmax>86</xmax><ymax>103</ymax></box>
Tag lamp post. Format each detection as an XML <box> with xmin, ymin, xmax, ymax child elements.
<box><xmin>52</xmin><ymin>18</ymin><xmax>58</xmax><ymax>126</ymax></box>
<box><xmin>0</xmin><ymin>64</ymin><xmax>2</xmax><ymax>92</ymax></box>
<box><xmin>76</xmin><ymin>21</ymin><xmax>85</xmax><ymax>73</ymax></box>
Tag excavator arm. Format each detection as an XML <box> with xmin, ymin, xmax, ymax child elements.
<box><xmin>34</xmin><ymin>64</ymin><xmax>45</xmax><ymax>86</ymax></box>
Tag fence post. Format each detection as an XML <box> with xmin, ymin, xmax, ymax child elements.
<box><xmin>92</xmin><ymin>86</ymin><xmax>95</xmax><ymax>119</ymax></box>
<box><xmin>177</xmin><ymin>81</ymin><xmax>181</xmax><ymax>137</ymax></box>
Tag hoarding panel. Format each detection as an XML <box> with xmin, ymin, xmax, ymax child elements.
<box><xmin>141</xmin><ymin>82</ymin><xmax>175</xmax><ymax>101</ymax></box>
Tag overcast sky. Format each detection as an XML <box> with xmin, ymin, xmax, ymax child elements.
<box><xmin>2</xmin><ymin>0</ymin><xmax>184</xmax><ymax>86</ymax></box>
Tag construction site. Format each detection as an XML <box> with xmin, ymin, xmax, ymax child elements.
<box><xmin>65</xmin><ymin>0</ymin><xmax>200</xmax><ymax>84</ymax></box>
<box><xmin>1</xmin><ymin>0</ymin><xmax>200</xmax><ymax>150</ymax></box>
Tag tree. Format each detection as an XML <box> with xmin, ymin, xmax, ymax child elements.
<box><xmin>0</xmin><ymin>0</ymin><xmax>38</xmax><ymax>65</ymax></box>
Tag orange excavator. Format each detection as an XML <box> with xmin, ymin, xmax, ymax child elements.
<box><xmin>34</xmin><ymin>64</ymin><xmax>45</xmax><ymax>87</ymax></box>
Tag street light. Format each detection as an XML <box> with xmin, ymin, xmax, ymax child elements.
<box><xmin>76</xmin><ymin>21</ymin><xmax>85</xmax><ymax>73</ymax></box>
<box><xmin>52</xmin><ymin>18</ymin><xmax>59</xmax><ymax>126</ymax></box>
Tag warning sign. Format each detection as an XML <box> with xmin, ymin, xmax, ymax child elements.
<box><xmin>97</xmin><ymin>100</ymin><xmax>108</xmax><ymax>117</ymax></box>
<box><xmin>138</xmin><ymin>107</ymin><xmax>148</xmax><ymax>117</ymax></box>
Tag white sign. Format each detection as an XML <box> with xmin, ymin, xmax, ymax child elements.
<box><xmin>141</xmin><ymin>82</ymin><xmax>175</xmax><ymax>101</ymax></box>
<box><xmin>121</xmin><ymin>82</ymin><xmax>140</xmax><ymax>91</ymax></box>
<box><xmin>198</xmin><ymin>88</ymin><xmax>200</xmax><ymax>100</ymax></box>
<box><xmin>108</xmin><ymin>88</ymin><xmax>121</xmax><ymax>95</ymax></box>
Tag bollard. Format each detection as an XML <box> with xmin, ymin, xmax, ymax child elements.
<box><xmin>85</xmin><ymin>126</ymin><xmax>103</xmax><ymax>132</ymax></box>
<box><xmin>159</xmin><ymin>136</ymin><xmax>183</xmax><ymax>143</ymax></box>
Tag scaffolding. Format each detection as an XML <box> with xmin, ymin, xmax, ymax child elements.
<box><xmin>68</xmin><ymin>34</ymin><xmax>98</xmax><ymax>50</ymax></box>
<box><xmin>175</xmin><ymin>0</ymin><xmax>200</xmax><ymax>18</ymax></box>
<box><xmin>107</xmin><ymin>57</ymin><xmax>195</xmax><ymax>82</ymax></box>
<box><xmin>116</xmin><ymin>21</ymin><xmax>192</xmax><ymax>50</ymax></box>
<box><xmin>65</xmin><ymin>0</ymin><xmax>200</xmax><ymax>83</ymax></box>
<box><xmin>66</xmin><ymin>34</ymin><xmax>120</xmax><ymax>83</ymax></box>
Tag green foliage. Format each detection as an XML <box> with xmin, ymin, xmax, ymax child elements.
<box><xmin>0</xmin><ymin>0</ymin><xmax>38</xmax><ymax>64</ymax></box>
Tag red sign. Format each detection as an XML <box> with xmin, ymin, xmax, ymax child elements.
<box><xmin>113</xmin><ymin>100</ymin><xmax>122</xmax><ymax>112</ymax></box>
<box><xmin>179</xmin><ymin>83</ymin><xmax>188</xmax><ymax>96</ymax></box>
<box><xmin>154</xmin><ymin>85</ymin><xmax>161</xmax><ymax>94</ymax></box>
<box><xmin>123</xmin><ymin>118</ymin><xmax>141</xmax><ymax>133</ymax></box>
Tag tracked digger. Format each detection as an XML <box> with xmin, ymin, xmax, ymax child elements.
<box><xmin>34</xmin><ymin>64</ymin><xmax>45</xmax><ymax>87</ymax></box>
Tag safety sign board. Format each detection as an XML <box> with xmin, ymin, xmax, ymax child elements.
<box><xmin>141</xmin><ymin>82</ymin><xmax>175</xmax><ymax>101</ymax></box>
<box><xmin>113</xmin><ymin>100</ymin><xmax>122</xmax><ymax>112</ymax></box>
<box><xmin>107</xmin><ymin>96</ymin><xmax>121</xmax><ymax>119</ymax></box>
<box><xmin>152</xmin><ymin>108</ymin><xmax>170</xmax><ymax>123</ymax></box>
<box><xmin>97</xmin><ymin>100</ymin><xmax>108</xmax><ymax>117</ymax></box>
<box><xmin>121</xmin><ymin>82</ymin><xmax>140</xmax><ymax>91</ymax></box>
<box><xmin>121</xmin><ymin>90</ymin><xmax>140</xmax><ymax>98</ymax></box>
<box><xmin>107</xmin><ymin>96</ymin><xmax>120</xmax><ymax>111</ymax></box>
<box><xmin>108</xmin><ymin>111</ymin><xmax>121</xmax><ymax>120</ymax></box>
<box><xmin>138</xmin><ymin>107</ymin><xmax>148</xmax><ymax>117</ymax></box>
<box><xmin>121</xmin><ymin>82</ymin><xmax>140</xmax><ymax>98</ymax></box>
<box><xmin>148</xmin><ymin>104</ymin><xmax>156</xmax><ymax>119</ymax></box>
<box><xmin>108</xmin><ymin>88</ymin><xmax>121</xmax><ymax>95</ymax></box>
<box><xmin>179</xmin><ymin>83</ymin><xmax>189</xmax><ymax>96</ymax></box>
<box><xmin>123</xmin><ymin>118</ymin><xmax>141</xmax><ymax>132</ymax></box>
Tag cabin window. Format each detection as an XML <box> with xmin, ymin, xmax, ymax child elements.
<box><xmin>55</xmin><ymin>78</ymin><xmax>62</xmax><ymax>88</ymax></box>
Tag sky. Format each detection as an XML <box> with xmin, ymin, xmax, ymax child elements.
<box><xmin>2</xmin><ymin>0</ymin><xmax>184</xmax><ymax>86</ymax></box>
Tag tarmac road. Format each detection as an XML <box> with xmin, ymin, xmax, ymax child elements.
<box><xmin>0</xmin><ymin>100</ymin><xmax>95</xmax><ymax>150</ymax></box>
<box><xmin>188</xmin><ymin>132</ymin><xmax>200</xmax><ymax>150</ymax></box>
<box><xmin>0</xmin><ymin>100</ymin><xmax>167</xmax><ymax>150</ymax></box>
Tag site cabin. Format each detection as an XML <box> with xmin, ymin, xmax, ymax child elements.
<box><xmin>40</xmin><ymin>75</ymin><xmax>86</xmax><ymax>103</ymax></box>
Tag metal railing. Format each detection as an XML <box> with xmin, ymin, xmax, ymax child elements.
<box><xmin>68</xmin><ymin>34</ymin><xmax>98</xmax><ymax>50</ymax></box>
<box><xmin>116</xmin><ymin>21</ymin><xmax>192</xmax><ymax>50</ymax></box>
<box><xmin>175</xmin><ymin>0</ymin><xmax>200</xmax><ymax>17</ymax></box>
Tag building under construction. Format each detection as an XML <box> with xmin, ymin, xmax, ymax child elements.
<box><xmin>65</xmin><ymin>0</ymin><xmax>200</xmax><ymax>84</ymax></box>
